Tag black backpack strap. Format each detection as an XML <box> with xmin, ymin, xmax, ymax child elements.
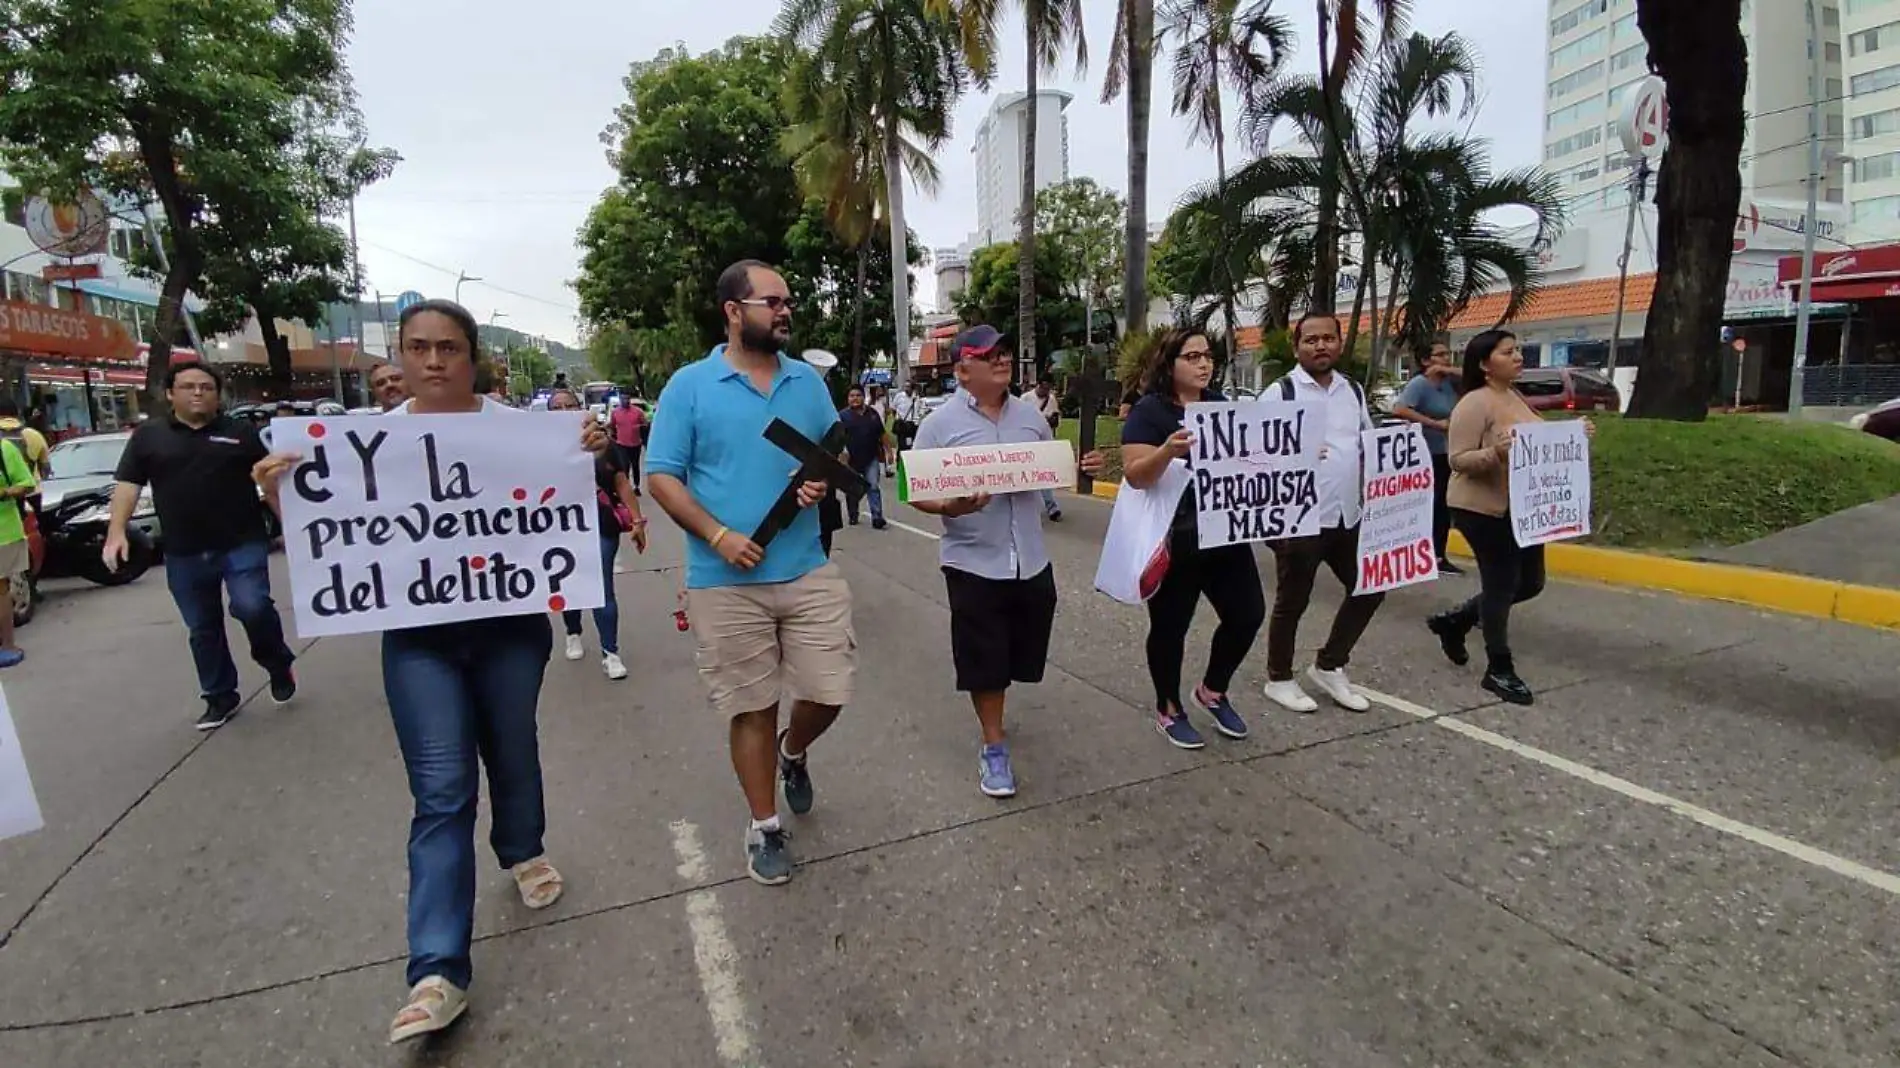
<box><xmin>1277</xmin><ymin>377</ymin><xmax>1295</xmax><ymax>401</ymax></box>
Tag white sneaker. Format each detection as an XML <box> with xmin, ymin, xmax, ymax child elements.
<box><xmin>563</xmin><ymin>634</ymin><xmax>584</xmax><ymax>661</ymax></box>
<box><xmin>1263</xmin><ymin>678</ymin><xmax>1318</xmax><ymax>714</ymax></box>
<box><xmin>602</xmin><ymin>653</ymin><xmax>628</xmax><ymax>680</ymax></box>
<box><xmin>1306</xmin><ymin>666</ymin><xmax>1370</xmax><ymax>712</ymax></box>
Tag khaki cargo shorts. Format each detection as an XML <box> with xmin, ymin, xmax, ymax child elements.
<box><xmin>687</xmin><ymin>561</ymin><xmax>856</xmax><ymax>717</ymax></box>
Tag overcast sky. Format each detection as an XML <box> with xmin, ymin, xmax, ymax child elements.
<box><xmin>347</xmin><ymin>0</ymin><xmax>1544</xmax><ymax>345</ymax></box>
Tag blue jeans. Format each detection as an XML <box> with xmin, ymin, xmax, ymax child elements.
<box><xmin>1041</xmin><ymin>489</ymin><xmax>1060</xmax><ymax>514</ymax></box>
<box><xmin>850</xmin><ymin>460</ymin><xmax>884</xmax><ymax>524</ymax></box>
<box><xmin>562</xmin><ymin>533</ymin><xmax>621</xmax><ymax>654</ymax></box>
<box><xmin>382</xmin><ymin>614</ymin><xmax>554</xmax><ymax>989</ymax></box>
<box><xmin>163</xmin><ymin>540</ymin><xmax>294</xmax><ymax>701</ymax></box>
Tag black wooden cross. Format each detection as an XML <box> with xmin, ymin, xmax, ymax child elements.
<box><xmin>1069</xmin><ymin>368</ymin><xmax>1112</xmax><ymax>495</ymax></box>
<box><xmin>751</xmin><ymin>418</ymin><xmax>870</xmax><ymax>547</ymax></box>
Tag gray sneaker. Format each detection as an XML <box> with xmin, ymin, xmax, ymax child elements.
<box><xmin>745</xmin><ymin>824</ymin><xmax>793</xmax><ymax>886</ymax></box>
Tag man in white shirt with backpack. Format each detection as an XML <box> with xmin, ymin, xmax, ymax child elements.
<box><xmin>1262</xmin><ymin>312</ymin><xmax>1382</xmax><ymax>715</ymax></box>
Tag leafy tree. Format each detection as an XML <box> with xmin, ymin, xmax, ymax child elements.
<box><xmin>0</xmin><ymin>0</ymin><xmax>393</xmax><ymax>401</ymax></box>
<box><xmin>1103</xmin><ymin>0</ymin><xmax>1157</xmax><ymax>334</ymax></box>
<box><xmin>776</xmin><ymin>0</ymin><xmax>968</xmax><ymax>381</ymax></box>
<box><xmin>955</xmin><ymin>242</ymin><xmax>1086</xmax><ymax>370</ymax></box>
<box><xmin>1308</xmin><ymin>0</ymin><xmax>1408</xmax><ymax>311</ymax></box>
<box><xmin>781</xmin><ymin>199</ymin><xmax>920</xmax><ymax>383</ymax></box>
<box><xmin>1034</xmin><ymin>178</ymin><xmax>1125</xmax><ymax>348</ymax></box>
<box><xmin>1627</xmin><ymin>0</ymin><xmax>1744</xmax><ymax>421</ymax></box>
<box><xmin>1151</xmin><ymin>199</ymin><xmax>1266</xmax><ymax>328</ymax></box>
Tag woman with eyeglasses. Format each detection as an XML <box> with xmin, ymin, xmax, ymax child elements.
<box><xmin>1118</xmin><ymin>330</ymin><xmax>1265</xmax><ymax>749</ymax></box>
<box><xmin>253</xmin><ymin>298</ymin><xmax>609</xmax><ymax>1043</ymax></box>
<box><xmin>547</xmin><ymin>386</ymin><xmax>647</xmax><ymax>677</ymax></box>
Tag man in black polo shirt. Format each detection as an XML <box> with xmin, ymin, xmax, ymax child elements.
<box><xmin>106</xmin><ymin>362</ymin><xmax>298</xmax><ymax>731</ymax></box>
<box><xmin>838</xmin><ymin>385</ymin><xmax>889</xmax><ymax>530</ymax></box>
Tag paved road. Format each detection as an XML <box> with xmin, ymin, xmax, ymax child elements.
<box><xmin>1</xmin><ymin>487</ymin><xmax>1895</xmax><ymax>1067</ymax></box>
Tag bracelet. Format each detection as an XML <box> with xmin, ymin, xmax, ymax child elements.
<box><xmin>709</xmin><ymin>525</ymin><xmax>728</xmax><ymax>547</ymax></box>
<box><xmin>631</xmin><ymin>518</ymin><xmax>648</xmax><ymax>527</ymax></box>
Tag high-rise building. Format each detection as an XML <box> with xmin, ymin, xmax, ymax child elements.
<box><xmin>971</xmin><ymin>89</ymin><xmax>1072</xmax><ymax>248</ymax></box>
<box><xmin>1543</xmin><ymin>0</ymin><xmax>1845</xmax><ymax>211</ymax></box>
<box><xmin>1842</xmin><ymin>0</ymin><xmax>1900</xmax><ymax>241</ymax></box>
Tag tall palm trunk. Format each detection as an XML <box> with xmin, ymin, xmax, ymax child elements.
<box><xmin>1018</xmin><ymin>22</ymin><xmax>1042</xmax><ymax>377</ymax></box>
<box><xmin>1312</xmin><ymin>0</ymin><xmax>1343</xmax><ymax>313</ymax></box>
<box><xmin>1210</xmin><ymin>37</ymin><xmax>1240</xmax><ymax>364</ymax></box>
<box><xmin>884</xmin><ymin>116</ymin><xmax>913</xmax><ymax>386</ymax></box>
<box><xmin>1124</xmin><ymin>0</ymin><xmax>1155</xmax><ymax>334</ymax></box>
<box><xmin>1343</xmin><ymin>239</ymin><xmax>1371</xmax><ymax>362</ymax></box>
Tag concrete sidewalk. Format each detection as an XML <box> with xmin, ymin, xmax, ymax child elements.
<box><xmin>1711</xmin><ymin>492</ymin><xmax>1900</xmax><ymax>588</ymax></box>
<box><xmin>1</xmin><ymin>498</ymin><xmax>1895</xmax><ymax>1067</ymax></box>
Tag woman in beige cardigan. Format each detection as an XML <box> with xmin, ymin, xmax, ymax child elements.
<box><xmin>1426</xmin><ymin>329</ymin><xmax>1591</xmax><ymax>706</ymax></box>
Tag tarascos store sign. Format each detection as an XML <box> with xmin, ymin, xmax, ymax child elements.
<box><xmin>0</xmin><ymin>299</ymin><xmax>139</xmax><ymax>363</ymax></box>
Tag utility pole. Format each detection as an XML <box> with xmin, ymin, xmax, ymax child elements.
<box><xmin>1790</xmin><ymin>0</ymin><xmax>1824</xmax><ymax>418</ymax></box>
<box><xmin>346</xmin><ymin>195</ymin><xmax>362</xmax><ymax>405</ymax></box>
<box><xmin>1608</xmin><ymin>157</ymin><xmax>1651</xmax><ymax>367</ymax></box>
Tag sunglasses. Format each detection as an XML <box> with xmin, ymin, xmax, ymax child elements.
<box><xmin>958</xmin><ymin>347</ymin><xmax>1011</xmax><ymax>364</ymax></box>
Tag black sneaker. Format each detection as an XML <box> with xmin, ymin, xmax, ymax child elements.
<box><xmin>196</xmin><ymin>694</ymin><xmax>241</xmax><ymax>732</ymax></box>
<box><xmin>848</xmin><ymin>514</ymin><xmax>861</xmax><ymax>526</ymax></box>
<box><xmin>1482</xmin><ymin>671</ymin><xmax>1535</xmax><ymax>706</ymax></box>
<box><xmin>1426</xmin><ymin>613</ymin><xmax>1471</xmax><ymax>667</ymax></box>
<box><xmin>871</xmin><ymin>518</ymin><xmax>888</xmax><ymax>530</ymax></box>
<box><xmin>269</xmin><ymin>667</ymin><xmax>297</xmax><ymax>706</ymax></box>
<box><xmin>1437</xmin><ymin>559</ymin><xmax>1465</xmax><ymax>577</ymax></box>
<box><xmin>777</xmin><ymin>729</ymin><xmax>814</xmax><ymax>815</ymax></box>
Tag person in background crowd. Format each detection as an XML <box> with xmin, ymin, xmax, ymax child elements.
<box><xmin>106</xmin><ymin>362</ymin><xmax>297</xmax><ymax>730</ymax></box>
<box><xmin>369</xmin><ymin>362</ymin><xmax>408</xmax><ymax>412</ymax></box>
<box><xmin>549</xmin><ymin>386</ymin><xmax>647</xmax><ymax>679</ymax></box>
<box><xmin>1118</xmin><ymin>382</ymin><xmax>1141</xmax><ymax>420</ymax></box>
<box><xmin>273</xmin><ymin>400</ymin><xmax>297</xmax><ymax>423</ymax></box>
<box><xmin>1261</xmin><ymin>313</ymin><xmax>1383</xmax><ymax>715</ymax></box>
<box><xmin>610</xmin><ymin>395</ymin><xmax>648</xmax><ymax>493</ymax></box>
<box><xmin>1120</xmin><ymin>330</ymin><xmax>1264</xmax><ymax>748</ymax></box>
<box><xmin>253</xmin><ymin>298</ymin><xmax>608</xmax><ymax>1043</ymax></box>
<box><xmin>1428</xmin><ymin>329</ymin><xmax>1593</xmax><ymax>707</ymax></box>
<box><xmin>1391</xmin><ymin>341</ymin><xmax>1464</xmax><ymax>576</ymax></box>
<box><xmin>1032</xmin><ymin>378</ymin><xmax>1064</xmax><ymax>522</ymax></box>
<box><xmin>910</xmin><ymin>326</ymin><xmax>1103</xmax><ymax>798</ymax></box>
<box><xmin>868</xmin><ymin>384</ymin><xmax>889</xmax><ymax>424</ymax></box>
<box><xmin>0</xmin><ymin>434</ymin><xmax>38</xmax><ymax>668</ymax></box>
<box><xmin>0</xmin><ymin>396</ymin><xmax>51</xmax><ymax>479</ymax></box>
<box><xmin>890</xmin><ymin>380</ymin><xmax>920</xmax><ymax>462</ymax></box>
<box><xmin>645</xmin><ymin>260</ymin><xmax>855</xmax><ymax>887</ymax></box>
<box><xmin>838</xmin><ymin>385</ymin><xmax>890</xmax><ymax>530</ymax></box>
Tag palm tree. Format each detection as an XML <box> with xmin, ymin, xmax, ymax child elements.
<box><xmin>777</xmin><ymin>0</ymin><xmax>969</xmax><ymax>383</ymax></box>
<box><xmin>1159</xmin><ymin>0</ymin><xmax>1294</xmax><ymax>356</ymax></box>
<box><xmin>1104</xmin><ymin>0</ymin><xmax>1156</xmax><ymax>335</ymax></box>
<box><xmin>1310</xmin><ymin>0</ymin><xmax>1409</xmax><ymax>312</ymax></box>
<box><xmin>926</xmin><ymin>0</ymin><xmax>1086</xmax><ymax>377</ymax></box>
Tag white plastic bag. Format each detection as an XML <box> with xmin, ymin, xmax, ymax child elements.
<box><xmin>1093</xmin><ymin>461</ymin><xmax>1193</xmax><ymax>606</ymax></box>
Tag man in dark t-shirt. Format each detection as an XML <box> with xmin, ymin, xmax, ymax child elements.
<box><xmin>108</xmin><ymin>362</ymin><xmax>298</xmax><ymax>731</ymax></box>
<box><xmin>838</xmin><ymin>385</ymin><xmax>890</xmax><ymax>530</ymax></box>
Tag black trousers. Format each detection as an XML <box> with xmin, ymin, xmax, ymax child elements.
<box><xmin>1266</xmin><ymin>524</ymin><xmax>1384</xmax><ymax>680</ymax></box>
<box><xmin>1430</xmin><ymin>452</ymin><xmax>1452</xmax><ymax>563</ymax></box>
<box><xmin>1447</xmin><ymin>509</ymin><xmax>1546</xmax><ymax>673</ymax></box>
<box><xmin>1144</xmin><ymin>530</ymin><xmax>1264</xmax><ymax>711</ymax></box>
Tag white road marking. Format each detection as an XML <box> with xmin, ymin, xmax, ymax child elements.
<box><xmin>885</xmin><ymin>519</ymin><xmax>941</xmax><ymax>541</ymax></box>
<box><xmin>1359</xmin><ymin>687</ymin><xmax>1900</xmax><ymax>899</ymax></box>
<box><xmin>668</xmin><ymin>820</ymin><xmax>761</xmax><ymax>1065</ymax></box>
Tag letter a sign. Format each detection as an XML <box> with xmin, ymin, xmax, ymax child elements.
<box><xmin>1618</xmin><ymin>75</ymin><xmax>1669</xmax><ymax>160</ymax></box>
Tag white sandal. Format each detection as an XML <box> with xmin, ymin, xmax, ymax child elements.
<box><xmin>511</xmin><ymin>855</ymin><xmax>564</xmax><ymax>910</ymax></box>
<box><xmin>388</xmin><ymin>975</ymin><xmax>467</xmax><ymax>1044</ymax></box>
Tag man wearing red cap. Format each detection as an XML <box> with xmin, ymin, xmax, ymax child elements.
<box><xmin>909</xmin><ymin>325</ymin><xmax>1101</xmax><ymax>797</ymax></box>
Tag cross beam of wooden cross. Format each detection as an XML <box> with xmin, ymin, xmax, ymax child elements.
<box><xmin>751</xmin><ymin>418</ymin><xmax>869</xmax><ymax>547</ymax></box>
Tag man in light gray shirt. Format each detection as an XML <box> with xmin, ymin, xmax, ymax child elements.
<box><xmin>910</xmin><ymin>326</ymin><xmax>1099</xmax><ymax>800</ymax></box>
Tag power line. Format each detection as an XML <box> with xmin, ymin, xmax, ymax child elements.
<box><xmin>355</xmin><ymin>239</ymin><xmax>580</xmax><ymax>314</ymax></box>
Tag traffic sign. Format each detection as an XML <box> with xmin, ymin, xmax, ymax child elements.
<box><xmin>394</xmin><ymin>290</ymin><xmax>424</xmax><ymax>314</ymax></box>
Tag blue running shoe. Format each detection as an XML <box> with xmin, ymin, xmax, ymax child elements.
<box><xmin>1195</xmin><ymin>688</ymin><xmax>1249</xmax><ymax>740</ymax></box>
<box><xmin>745</xmin><ymin>824</ymin><xmax>794</xmax><ymax>886</ymax></box>
<box><xmin>777</xmin><ymin>729</ymin><xmax>814</xmax><ymax>815</ymax></box>
<box><xmin>979</xmin><ymin>743</ymin><xmax>1017</xmax><ymax>797</ymax></box>
<box><xmin>1156</xmin><ymin>707</ymin><xmax>1206</xmax><ymax>750</ymax></box>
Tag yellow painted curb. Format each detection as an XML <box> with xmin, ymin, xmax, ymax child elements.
<box><xmin>1073</xmin><ymin>487</ymin><xmax>1896</xmax><ymax>630</ymax></box>
<box><xmin>1447</xmin><ymin>531</ymin><xmax>1899</xmax><ymax>631</ymax></box>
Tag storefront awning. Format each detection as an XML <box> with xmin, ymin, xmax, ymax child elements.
<box><xmin>56</xmin><ymin>278</ymin><xmax>205</xmax><ymax>314</ymax></box>
<box><xmin>1776</xmin><ymin>243</ymin><xmax>1900</xmax><ymax>302</ymax></box>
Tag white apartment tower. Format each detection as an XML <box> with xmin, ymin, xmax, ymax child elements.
<box><xmin>1543</xmin><ymin>0</ymin><xmax>1845</xmax><ymax>211</ymax></box>
<box><xmin>1843</xmin><ymin>0</ymin><xmax>1900</xmax><ymax>240</ymax></box>
<box><xmin>971</xmin><ymin>89</ymin><xmax>1072</xmax><ymax>248</ymax></box>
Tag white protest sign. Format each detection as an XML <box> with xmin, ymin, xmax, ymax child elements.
<box><xmin>274</xmin><ymin>413</ymin><xmax>606</xmax><ymax>637</ymax></box>
<box><xmin>1186</xmin><ymin>400</ymin><xmax>1325</xmax><ymax>548</ymax></box>
<box><xmin>1509</xmin><ymin>420</ymin><xmax>1593</xmax><ymax>548</ymax></box>
<box><xmin>0</xmin><ymin>682</ymin><xmax>44</xmax><ymax>842</ymax></box>
<box><xmin>898</xmin><ymin>439</ymin><xmax>1075</xmax><ymax>503</ymax></box>
<box><xmin>1355</xmin><ymin>424</ymin><xmax>1437</xmax><ymax>595</ymax></box>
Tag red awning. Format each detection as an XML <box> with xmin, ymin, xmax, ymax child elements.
<box><xmin>1778</xmin><ymin>243</ymin><xmax>1900</xmax><ymax>302</ymax></box>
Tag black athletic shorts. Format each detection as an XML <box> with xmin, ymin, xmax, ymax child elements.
<box><xmin>942</xmin><ymin>564</ymin><xmax>1058</xmax><ymax>693</ymax></box>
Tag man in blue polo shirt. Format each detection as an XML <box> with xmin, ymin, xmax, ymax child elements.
<box><xmin>645</xmin><ymin>260</ymin><xmax>854</xmax><ymax>887</ymax></box>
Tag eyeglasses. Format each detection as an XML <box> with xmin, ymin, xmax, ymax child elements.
<box><xmin>171</xmin><ymin>383</ymin><xmax>218</xmax><ymax>394</ymax></box>
<box><xmin>737</xmin><ymin>296</ymin><xmax>796</xmax><ymax>313</ymax></box>
<box><xmin>1179</xmin><ymin>350</ymin><xmax>1214</xmax><ymax>363</ymax></box>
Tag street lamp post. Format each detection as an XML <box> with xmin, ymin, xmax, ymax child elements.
<box><xmin>455</xmin><ymin>270</ymin><xmax>481</xmax><ymax>304</ymax></box>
